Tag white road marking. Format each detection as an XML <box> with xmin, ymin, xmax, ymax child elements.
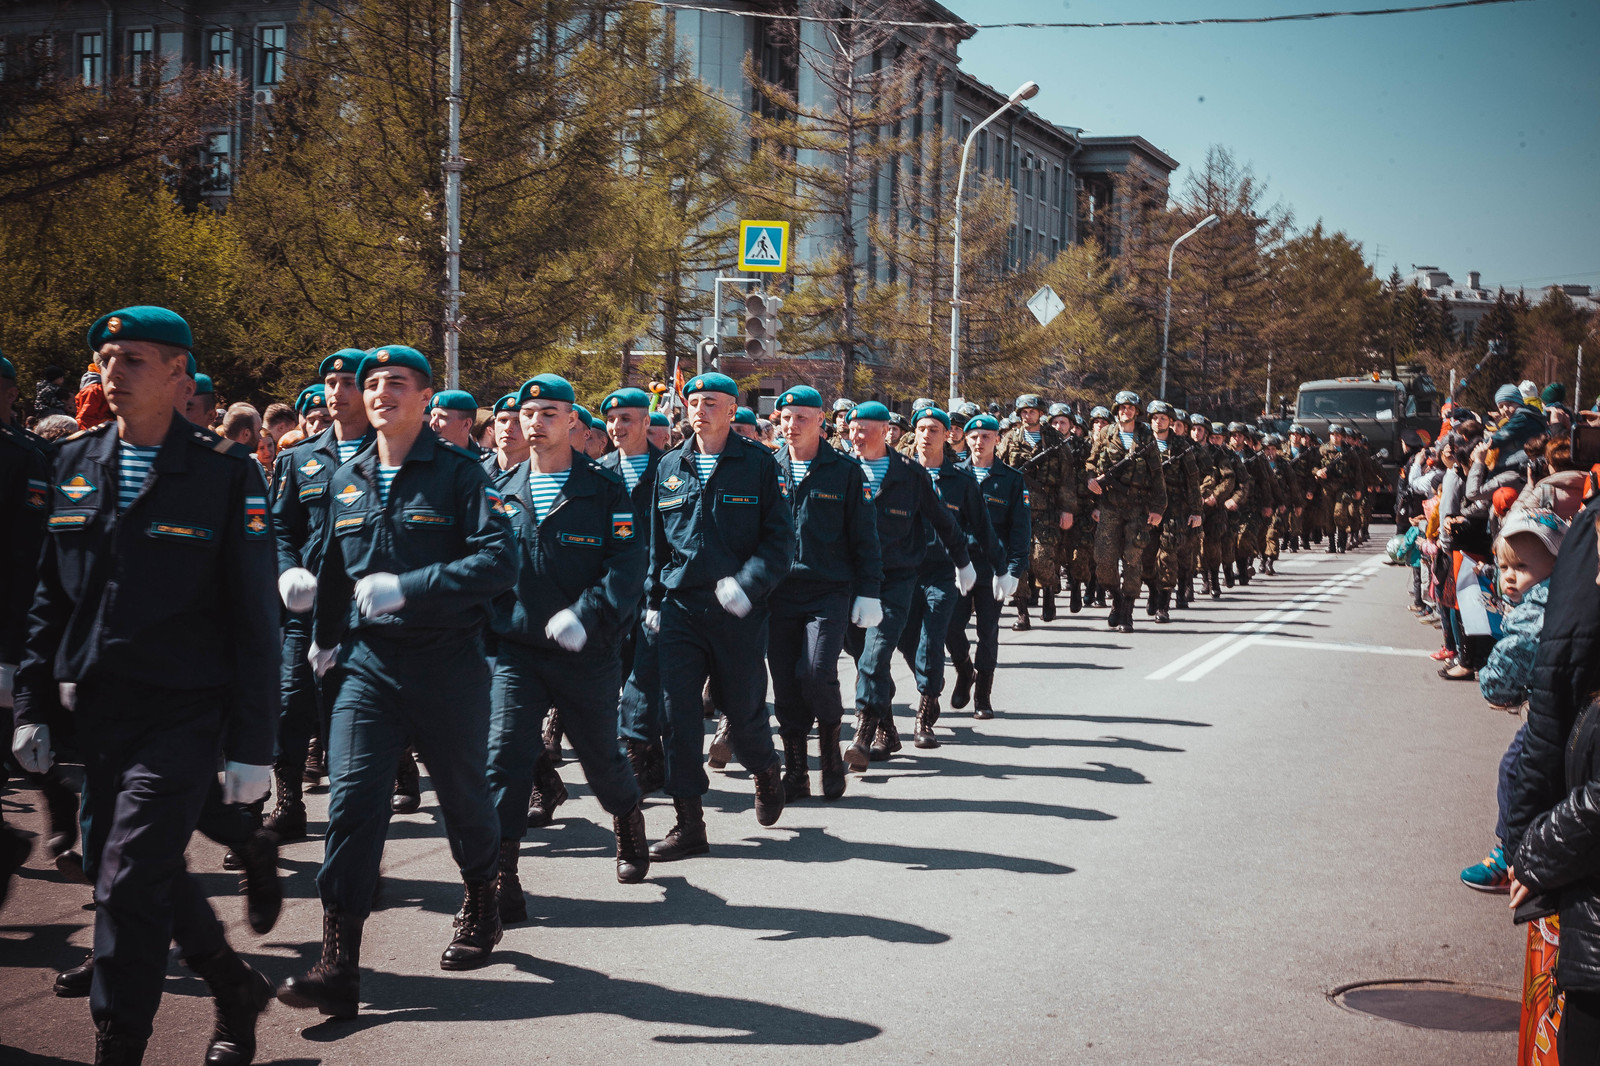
<box><xmin>1252</xmin><ymin>637</ymin><xmax>1434</xmax><ymax>658</ymax></box>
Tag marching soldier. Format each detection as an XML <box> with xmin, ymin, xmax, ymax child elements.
<box><xmin>428</xmin><ymin>389</ymin><xmax>480</xmax><ymax>453</ymax></box>
<box><xmin>1317</xmin><ymin>424</ymin><xmax>1360</xmax><ymax>553</ymax></box>
<box><xmin>1287</xmin><ymin>424</ymin><xmax>1320</xmax><ymax>550</ymax></box>
<box><xmin>279</xmin><ymin>344</ymin><xmax>516</xmax><ymax>1019</ymax></box>
<box><xmin>1047</xmin><ymin>401</ymin><xmax>1075</xmax><ymax>438</ymax></box>
<box><xmin>13</xmin><ymin>306</ymin><xmax>281</xmax><ymax>1065</ymax></box>
<box><xmin>1141</xmin><ymin>401</ymin><xmax>1200</xmax><ymax>623</ymax></box>
<box><xmin>647</xmin><ymin>410</ymin><xmax>672</xmax><ymax>451</ymax></box>
<box><xmin>1261</xmin><ymin>434</ymin><xmax>1299</xmax><ymax>573</ymax></box>
<box><xmin>486</xmin><ymin>374</ymin><xmax>650</xmax><ymax>927</ymax></box>
<box><xmin>950</xmin><ymin>414</ymin><xmax>1030</xmax><ymax>719</ymax></box>
<box><xmin>1085</xmin><ymin>391</ymin><xmax>1166</xmax><ymax>632</ymax></box>
<box><xmin>996</xmin><ymin>394</ymin><xmax>1075</xmax><ymax>628</ymax></box>
<box><xmin>769</xmin><ymin>386</ymin><xmax>883</xmax><ymax>801</ymax></box>
<box><xmin>482</xmin><ymin>393</ymin><xmax>528</xmax><ymax>488</ymax></box>
<box><xmin>1184</xmin><ymin>413</ymin><xmax>1220</xmax><ymax>602</ymax></box>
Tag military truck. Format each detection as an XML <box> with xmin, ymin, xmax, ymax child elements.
<box><xmin>1293</xmin><ymin>364</ymin><xmax>1441</xmax><ymax>515</ymax></box>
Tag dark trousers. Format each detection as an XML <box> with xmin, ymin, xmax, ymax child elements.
<box><xmin>845</xmin><ymin>569</ymin><xmax>918</xmax><ymax>717</ymax></box>
<box><xmin>487</xmin><ymin>640</ymin><xmax>640</xmax><ymax>839</ymax></box>
<box><xmin>658</xmin><ymin>593</ymin><xmax>778</xmax><ymax>797</ymax></box>
<box><xmin>278</xmin><ymin>614</ymin><xmax>324</xmax><ymax>774</ymax></box>
<box><xmin>1562</xmin><ymin>989</ymin><xmax>1600</xmax><ymax>1065</ymax></box>
<box><xmin>947</xmin><ymin>574</ymin><xmax>1002</xmax><ymax>672</ymax></box>
<box><xmin>768</xmin><ymin>583</ymin><xmax>851</xmax><ymax>735</ymax></box>
<box><xmin>318</xmin><ymin>634</ymin><xmax>499</xmax><ymax>918</ymax></box>
<box><xmin>897</xmin><ymin>572</ymin><xmax>957</xmax><ymax>700</ymax></box>
<box><xmin>1495</xmin><ymin>724</ymin><xmax>1527</xmax><ymax>844</ymax></box>
<box><xmin>78</xmin><ymin>682</ymin><xmax>229</xmax><ymax>1041</ymax></box>
<box><xmin>618</xmin><ymin>620</ymin><xmax>662</xmax><ymax>746</ymax></box>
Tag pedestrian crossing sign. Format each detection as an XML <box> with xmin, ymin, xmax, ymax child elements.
<box><xmin>739</xmin><ymin>220</ymin><xmax>789</xmax><ymax>273</ymax></box>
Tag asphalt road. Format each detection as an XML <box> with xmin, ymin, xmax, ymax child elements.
<box><xmin>0</xmin><ymin>542</ymin><xmax>1526</xmax><ymax>1064</ymax></box>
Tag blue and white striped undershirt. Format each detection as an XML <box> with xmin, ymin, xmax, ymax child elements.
<box><xmin>618</xmin><ymin>452</ymin><xmax>650</xmax><ymax>492</ymax></box>
<box><xmin>1023</xmin><ymin>428</ymin><xmax>1040</xmax><ymax>446</ymax></box>
<box><xmin>378</xmin><ymin>464</ymin><xmax>400</xmax><ymax>505</ymax></box>
<box><xmin>972</xmin><ymin>465</ymin><xmax>991</xmax><ymax>482</ymax></box>
<box><xmin>860</xmin><ymin>456</ymin><xmax>891</xmax><ymax>499</ymax></box>
<box><xmin>789</xmin><ymin>458</ymin><xmax>812</xmax><ymax>483</ymax></box>
<box><xmin>1118</xmin><ymin>430</ymin><xmax>1136</xmax><ymax>450</ymax></box>
<box><xmin>117</xmin><ymin>441</ymin><xmax>159</xmax><ymax>513</ymax></box>
<box><xmin>693</xmin><ymin>452</ymin><xmax>719</xmax><ymax>481</ymax></box>
<box><xmin>337</xmin><ymin>439</ymin><xmax>363</xmax><ymax>465</ymax></box>
<box><xmin>527</xmin><ymin>470</ymin><xmax>570</xmax><ymax>521</ymax></box>
<box><xmin>1156</xmin><ymin>437</ymin><xmax>1169</xmax><ymax>453</ymax></box>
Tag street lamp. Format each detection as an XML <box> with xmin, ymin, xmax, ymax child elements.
<box><xmin>1159</xmin><ymin>212</ymin><xmax>1219</xmax><ymax>402</ymax></box>
<box><xmin>949</xmin><ymin>79</ymin><xmax>1039</xmax><ymax>403</ymax></box>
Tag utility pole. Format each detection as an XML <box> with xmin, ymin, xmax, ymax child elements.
<box><xmin>442</xmin><ymin>0</ymin><xmax>464</xmax><ymax>388</ymax></box>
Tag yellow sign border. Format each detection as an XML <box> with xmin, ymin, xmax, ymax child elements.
<box><xmin>739</xmin><ymin>220</ymin><xmax>789</xmax><ymax>273</ymax></box>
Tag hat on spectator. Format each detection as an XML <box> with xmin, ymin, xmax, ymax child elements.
<box><xmin>1499</xmin><ymin>506</ymin><xmax>1569</xmax><ymax>558</ymax></box>
<box><xmin>1494</xmin><ymin>383</ymin><xmax>1524</xmax><ymax>407</ymax></box>
<box><xmin>1541</xmin><ymin>382</ymin><xmax>1567</xmax><ymax>406</ymax></box>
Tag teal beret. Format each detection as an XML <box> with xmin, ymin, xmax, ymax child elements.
<box><xmin>193</xmin><ymin>372</ymin><xmax>215</xmax><ymax>396</ymax></box>
<box><xmin>734</xmin><ymin>406</ymin><xmax>758</xmax><ymax>426</ymax></box>
<box><xmin>492</xmin><ymin>393</ymin><xmax>519</xmax><ymax>414</ymax></box>
<box><xmin>357</xmin><ymin>345</ymin><xmax>432</xmax><ymax>384</ymax></box>
<box><xmin>186</xmin><ymin>352</ymin><xmax>197</xmax><ymax>378</ymax></box>
<box><xmin>683</xmin><ymin>372</ymin><xmax>738</xmax><ymax>398</ymax></box>
<box><xmin>649</xmin><ymin>411</ymin><xmax>670</xmax><ymax>427</ymax></box>
<box><xmin>295</xmin><ymin>385</ymin><xmax>327</xmax><ymax>413</ymax></box>
<box><xmin>430</xmin><ymin>389</ymin><xmax>477</xmax><ymax>413</ymax></box>
<box><xmin>516</xmin><ymin>373</ymin><xmax>576</xmax><ymax>407</ymax></box>
<box><xmin>573</xmin><ymin>404</ymin><xmax>596</xmax><ymax>429</ymax></box>
<box><xmin>319</xmin><ymin>348</ymin><xmax>368</xmax><ymax>378</ymax></box>
<box><xmin>87</xmin><ymin>306</ymin><xmax>193</xmax><ymax>353</ymax></box>
<box><xmin>964</xmin><ymin>414</ymin><xmax>1001</xmax><ymax>433</ymax></box>
<box><xmin>914</xmin><ymin>407</ymin><xmax>950</xmax><ymax>429</ymax></box>
<box><xmin>849</xmin><ymin>401</ymin><xmax>891</xmax><ymax>423</ymax></box>
<box><xmin>600</xmin><ymin>387</ymin><xmax>651</xmax><ymax>413</ymax></box>
<box><xmin>0</xmin><ymin>355</ymin><xmax>14</xmax><ymax>380</ymax></box>
<box><xmin>776</xmin><ymin>386</ymin><xmax>823</xmax><ymax>409</ymax></box>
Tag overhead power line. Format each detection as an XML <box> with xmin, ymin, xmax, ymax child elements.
<box><xmin>627</xmin><ymin>0</ymin><xmax>1532</xmax><ymax>31</ymax></box>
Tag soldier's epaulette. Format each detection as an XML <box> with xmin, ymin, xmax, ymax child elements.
<box><xmin>189</xmin><ymin>426</ymin><xmax>252</xmax><ymax>459</ymax></box>
<box><xmin>584</xmin><ymin>455</ymin><xmax>625</xmax><ymax>487</ymax></box>
<box><xmin>63</xmin><ymin>421</ymin><xmax>114</xmax><ymax>442</ymax></box>
<box><xmin>436</xmin><ymin>440</ymin><xmax>478</xmax><ymax>460</ymax></box>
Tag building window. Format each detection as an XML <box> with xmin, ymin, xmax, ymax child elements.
<box><xmin>79</xmin><ymin>33</ymin><xmax>103</xmax><ymax>87</ymax></box>
<box><xmin>1051</xmin><ymin>237</ymin><xmax>1060</xmax><ymax>259</ymax></box>
<box><xmin>1052</xmin><ymin>165</ymin><xmax>1062</xmax><ymax>209</ymax></box>
<box><xmin>1009</xmin><ymin>143</ymin><xmax>1019</xmax><ymax>186</ymax></box>
<box><xmin>207</xmin><ymin>29</ymin><xmax>233</xmax><ymax>74</ymax></box>
<box><xmin>203</xmin><ymin>132</ymin><xmax>232</xmax><ymax>192</ymax></box>
<box><xmin>993</xmin><ymin>136</ymin><xmax>1004</xmax><ymax>180</ymax></box>
<box><xmin>976</xmin><ymin>130</ymin><xmax>987</xmax><ymax>173</ymax></box>
<box><xmin>959</xmin><ymin>115</ymin><xmax>971</xmax><ymax>145</ymax></box>
<box><xmin>259</xmin><ymin>26</ymin><xmax>285</xmax><ymax>84</ymax></box>
<box><xmin>1023</xmin><ymin>153</ymin><xmax>1033</xmax><ymax>197</ymax></box>
<box><xmin>129</xmin><ymin>30</ymin><xmax>153</xmax><ymax>81</ymax></box>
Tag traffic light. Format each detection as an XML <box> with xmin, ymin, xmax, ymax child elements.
<box><xmin>697</xmin><ymin>336</ymin><xmax>720</xmax><ymax>372</ymax></box>
<box><xmin>744</xmin><ymin>292</ymin><xmax>783</xmax><ymax>359</ymax></box>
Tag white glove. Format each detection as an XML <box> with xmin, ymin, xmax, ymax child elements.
<box><xmin>849</xmin><ymin>596</ymin><xmax>883</xmax><ymax>629</ymax></box>
<box><xmin>58</xmin><ymin>682</ymin><xmax>77</xmax><ymax>711</ymax></box>
<box><xmin>715</xmin><ymin>577</ymin><xmax>752</xmax><ymax>618</ymax></box>
<box><xmin>308</xmin><ymin>641</ymin><xmax>339</xmax><ymax>677</ymax></box>
<box><xmin>278</xmin><ymin>567</ymin><xmax>318</xmax><ymax>613</ymax></box>
<box><xmin>12</xmin><ymin>724</ymin><xmax>53</xmax><ymax>774</ymax></box>
<box><xmin>221</xmin><ymin>762</ymin><xmax>272</xmax><ymax>806</ymax></box>
<box><xmin>643</xmin><ymin>609</ymin><xmax>661</xmax><ymax>634</ymax></box>
<box><xmin>993</xmin><ymin>573</ymin><xmax>1020</xmax><ymax>600</ymax></box>
<box><xmin>545</xmin><ymin>608</ymin><xmax>588</xmax><ymax>653</ymax></box>
<box><xmin>354</xmin><ymin>572</ymin><xmax>405</xmax><ymax>617</ymax></box>
<box><xmin>954</xmin><ymin>562</ymin><xmax>978</xmax><ymax>596</ymax></box>
<box><xmin>0</xmin><ymin>663</ymin><xmax>14</xmax><ymax>709</ymax></box>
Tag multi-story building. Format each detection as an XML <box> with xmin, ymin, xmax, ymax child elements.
<box><xmin>1408</xmin><ymin>267</ymin><xmax>1598</xmax><ymax>345</ymax></box>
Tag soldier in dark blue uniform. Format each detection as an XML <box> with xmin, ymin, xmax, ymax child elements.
<box><xmin>896</xmin><ymin>408</ymin><xmax>992</xmax><ymax>748</ymax></box>
<box><xmin>840</xmin><ymin>402</ymin><xmax>971</xmax><ymax>767</ymax></box>
<box><xmin>950</xmin><ymin>413</ymin><xmax>1030</xmax><ymax>719</ymax></box>
<box><xmin>768</xmin><ymin>386</ymin><xmax>883</xmax><ymax>801</ymax></box>
<box><xmin>277</xmin><ymin>345</ymin><xmax>516</xmax><ymax>1019</ymax></box>
<box><xmin>487</xmin><ymin>374</ymin><xmax>649</xmax><ymax>923</ymax></box>
<box><xmin>265</xmin><ymin>349</ymin><xmax>373</xmax><ymax>840</ymax></box>
<box><xmin>11</xmin><ymin>306</ymin><xmax>280</xmax><ymax>1066</ymax></box>
<box><xmin>644</xmin><ymin>372</ymin><xmax>794</xmax><ymax>861</ymax></box>
<box><xmin>647</xmin><ymin>409</ymin><xmax>672</xmax><ymax>451</ymax></box>
<box><xmin>482</xmin><ymin>393</ymin><xmax>527</xmax><ymax>489</ymax></box>
<box><xmin>427</xmin><ymin>388</ymin><xmax>480</xmax><ymax>453</ymax></box>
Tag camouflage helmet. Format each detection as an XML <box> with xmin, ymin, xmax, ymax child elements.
<box><xmin>1146</xmin><ymin>399</ymin><xmax>1176</xmax><ymax>419</ymax></box>
<box><xmin>1047</xmin><ymin>402</ymin><xmax>1072</xmax><ymax>418</ymax></box>
<box><xmin>1174</xmin><ymin>408</ymin><xmax>1189</xmax><ymax>424</ymax></box>
<box><xmin>1289</xmin><ymin>423</ymin><xmax>1307</xmax><ymax>435</ymax></box>
<box><xmin>1188</xmin><ymin>412</ymin><xmax>1208</xmax><ymax>427</ymax></box>
<box><xmin>1113</xmin><ymin>389</ymin><xmax>1140</xmax><ymax>408</ymax></box>
<box><xmin>1226</xmin><ymin>421</ymin><xmax>1247</xmax><ymax>434</ymax></box>
<box><xmin>888</xmin><ymin>412</ymin><xmax>909</xmax><ymax>429</ymax></box>
<box><xmin>1089</xmin><ymin>405</ymin><xmax>1111</xmax><ymax>421</ymax></box>
<box><xmin>1211</xmin><ymin>422</ymin><xmax>1227</xmax><ymax>435</ymax></box>
<box><xmin>911</xmin><ymin>396</ymin><xmax>937</xmax><ymax>413</ymax></box>
<box><xmin>955</xmin><ymin>401</ymin><xmax>982</xmax><ymax>421</ymax></box>
<box><xmin>832</xmin><ymin>398</ymin><xmax>856</xmax><ymax>414</ymax></box>
<box><xmin>1263</xmin><ymin>433</ymin><xmax>1284</xmax><ymax>447</ymax></box>
<box><xmin>1014</xmin><ymin>393</ymin><xmax>1045</xmax><ymax>412</ymax></box>
<box><xmin>1073</xmin><ymin>413</ymin><xmax>1087</xmax><ymax>428</ymax></box>
<box><xmin>1327</xmin><ymin>423</ymin><xmax>1345</xmax><ymax>436</ymax></box>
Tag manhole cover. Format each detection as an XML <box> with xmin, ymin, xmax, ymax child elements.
<box><xmin>1330</xmin><ymin>979</ymin><xmax>1519</xmax><ymax>1032</ymax></box>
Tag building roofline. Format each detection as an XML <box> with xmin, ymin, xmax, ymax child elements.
<box><xmin>1078</xmin><ymin>135</ymin><xmax>1180</xmax><ymax>174</ymax></box>
<box><xmin>953</xmin><ymin>70</ymin><xmax>1081</xmax><ymax>147</ymax></box>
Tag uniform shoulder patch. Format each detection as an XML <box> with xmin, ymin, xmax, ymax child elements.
<box><xmin>335</xmin><ymin>484</ymin><xmax>365</xmax><ymax>507</ymax></box>
<box><xmin>244</xmin><ymin>495</ymin><xmax>269</xmax><ymax>536</ymax></box>
<box><xmin>26</xmin><ymin>478</ymin><xmax>49</xmax><ymax>509</ymax></box>
<box><xmin>58</xmin><ymin>474</ymin><xmax>97</xmax><ymax>503</ymax></box>
<box><xmin>484</xmin><ymin>485</ymin><xmax>509</xmax><ymax>516</ymax></box>
<box><xmin>612</xmin><ymin>512</ymin><xmax>634</xmax><ymax>540</ymax></box>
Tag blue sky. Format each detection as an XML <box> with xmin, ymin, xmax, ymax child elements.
<box><xmin>955</xmin><ymin>0</ymin><xmax>1599</xmax><ymax>293</ymax></box>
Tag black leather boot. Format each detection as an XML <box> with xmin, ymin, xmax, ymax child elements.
<box><xmin>496</xmin><ymin>839</ymin><xmax>526</xmax><ymax>924</ymax></box>
<box><xmin>94</xmin><ymin>1024</ymin><xmax>147</xmax><ymax>1066</ymax></box>
<box><xmin>440</xmin><ymin>878</ymin><xmax>502</xmax><ymax>971</ymax></box>
<box><xmin>950</xmin><ymin>655</ymin><xmax>975</xmax><ymax>709</ymax></box>
<box><xmin>1116</xmin><ymin>592</ymin><xmax>1134</xmax><ymax>634</ymax></box>
<box><xmin>706</xmin><ymin>713</ymin><xmax>733</xmax><ymax>770</ymax></box>
<box><xmin>55</xmin><ymin>952</ymin><xmax>94</xmax><ymax>997</ymax></box>
<box><xmin>1155</xmin><ymin>589</ymin><xmax>1171</xmax><ymax>624</ymax></box>
<box><xmin>614</xmin><ymin>804</ymin><xmax>650</xmax><ymax>883</ymax></box>
<box><xmin>780</xmin><ymin>732</ymin><xmax>810</xmax><ymax>802</ymax></box>
<box><xmin>1145</xmin><ymin>583</ymin><xmax>1158</xmax><ymax>616</ymax></box>
<box><xmin>37</xmin><ymin>768</ymin><xmax>82</xmax><ymax>877</ymax></box>
<box><xmin>236</xmin><ymin>828</ymin><xmax>282</xmax><ymax>936</ymax></box>
<box><xmin>845</xmin><ymin>712</ymin><xmax>876</xmax><ymax>772</ymax></box>
<box><xmin>1011</xmin><ymin>604</ymin><xmax>1031</xmax><ymax>631</ymax></box>
<box><xmin>649</xmin><ymin>796</ymin><xmax>709</xmax><ymax>861</ymax></box>
<box><xmin>1</xmin><ymin>822</ymin><xmax>30</xmax><ymax>910</ymax></box>
<box><xmin>392</xmin><ymin>749</ymin><xmax>421</xmax><ymax>814</ymax></box>
<box><xmin>277</xmin><ymin>907</ymin><xmax>362</xmax><ymax>1018</ymax></box>
<box><xmin>1069</xmin><ymin>581</ymin><xmax>1083</xmax><ymax>614</ymax></box>
<box><xmin>1106</xmin><ymin>593</ymin><xmax>1120</xmax><ymax>629</ymax></box>
<box><xmin>753</xmin><ymin>761</ymin><xmax>786</xmax><ymax>827</ymax></box>
<box><xmin>526</xmin><ymin>750</ymin><xmax>568</xmax><ymax>828</ymax></box>
<box><xmin>817</xmin><ymin>721</ymin><xmax>847</xmax><ymax>799</ymax></box>
<box><xmin>870</xmin><ymin>716</ymin><xmax>902</xmax><ymax>761</ymax></box>
<box><xmin>542</xmin><ymin>708</ymin><xmax>564</xmax><ymax>766</ymax></box>
<box><xmin>188</xmin><ymin>946</ymin><xmax>272</xmax><ymax>1066</ymax></box>
<box><xmin>263</xmin><ymin>763</ymin><xmax>307</xmax><ymax>843</ymax></box>
<box><xmin>625</xmin><ymin>738</ymin><xmax>657</xmax><ymax>794</ymax></box>
<box><xmin>913</xmin><ymin>693</ymin><xmax>940</xmax><ymax>749</ymax></box>
<box><xmin>973</xmin><ymin>669</ymin><xmax>995</xmax><ymax>720</ymax></box>
<box><xmin>302</xmin><ymin>735</ymin><xmax>325</xmax><ymax>788</ymax></box>
<box><xmin>1040</xmin><ymin>589</ymin><xmax>1057</xmax><ymax>622</ymax></box>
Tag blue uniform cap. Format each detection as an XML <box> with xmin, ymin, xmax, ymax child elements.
<box><xmin>734</xmin><ymin>406</ymin><xmax>758</xmax><ymax>426</ymax></box>
<box><xmin>319</xmin><ymin>348</ymin><xmax>369</xmax><ymax>378</ymax></box>
<box><xmin>914</xmin><ymin>407</ymin><xmax>951</xmax><ymax>429</ymax></box>
<box><xmin>0</xmin><ymin>355</ymin><xmax>14</xmax><ymax>380</ymax></box>
<box><xmin>358</xmin><ymin>345</ymin><xmax>432</xmax><ymax>385</ymax></box>
<box><xmin>649</xmin><ymin>411</ymin><xmax>670</xmax><ymax>427</ymax></box>
<box><xmin>683</xmin><ymin>372</ymin><xmax>739</xmax><ymax>398</ymax></box>
<box><xmin>430</xmin><ymin>389</ymin><xmax>477</xmax><ymax>413</ymax></box>
<box><xmin>193</xmin><ymin>372</ymin><xmax>215</xmax><ymax>396</ymax></box>
<box><xmin>964</xmin><ymin>414</ymin><xmax>1001</xmax><ymax>433</ymax></box>
<box><xmin>776</xmin><ymin>385</ymin><xmax>823</xmax><ymax>409</ymax></box>
<box><xmin>600</xmin><ymin>387</ymin><xmax>651</xmax><ymax>413</ymax></box>
<box><xmin>848</xmin><ymin>401</ymin><xmax>891</xmax><ymax>423</ymax></box>
<box><xmin>516</xmin><ymin>373</ymin><xmax>576</xmax><ymax>407</ymax></box>
<box><xmin>573</xmin><ymin>403</ymin><xmax>596</xmax><ymax>429</ymax></box>
<box><xmin>87</xmin><ymin>305</ymin><xmax>194</xmax><ymax>353</ymax></box>
<box><xmin>295</xmin><ymin>384</ymin><xmax>327</xmax><ymax>414</ymax></box>
<box><xmin>492</xmin><ymin>393</ymin><xmax>520</xmax><ymax>414</ymax></box>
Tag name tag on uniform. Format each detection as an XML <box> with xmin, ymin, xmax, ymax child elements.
<box><xmin>658</xmin><ymin>494</ymin><xmax>686</xmax><ymax>510</ymax></box>
<box><xmin>298</xmin><ymin>484</ymin><xmax>327</xmax><ymax>502</ymax></box>
<box><xmin>721</xmin><ymin>494</ymin><xmax>757</xmax><ymax>505</ymax></box>
<box><xmin>946</xmin><ymin>503</ymin><xmax>959</xmax><ymax>512</ymax></box>
<box><xmin>812</xmin><ymin>491</ymin><xmax>841</xmax><ymax>501</ymax></box>
<box><xmin>985</xmin><ymin>494</ymin><xmax>1006</xmax><ymax>505</ymax></box>
<box><xmin>558</xmin><ymin>532</ymin><xmax>602</xmax><ymax>547</ymax></box>
<box><xmin>48</xmin><ymin>513</ymin><xmax>90</xmax><ymax>531</ymax></box>
<box><xmin>334</xmin><ymin>513</ymin><xmax>367</xmax><ymax>535</ymax></box>
<box><xmin>149</xmin><ymin>522</ymin><xmax>214</xmax><ymax>541</ymax></box>
<box><xmin>403</xmin><ymin>510</ymin><xmax>454</xmax><ymax>528</ymax></box>
<box><xmin>888</xmin><ymin>507</ymin><xmax>909</xmax><ymax>517</ymax></box>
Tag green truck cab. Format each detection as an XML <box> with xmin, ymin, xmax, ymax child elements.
<box><xmin>1293</xmin><ymin>364</ymin><xmax>1441</xmax><ymax>514</ymax></box>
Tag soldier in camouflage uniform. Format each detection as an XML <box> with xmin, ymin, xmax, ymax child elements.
<box><xmin>1211</xmin><ymin>423</ymin><xmax>1247</xmax><ymax>587</ymax></box>
<box><xmin>1083</xmin><ymin>406</ymin><xmax>1112</xmax><ymax>607</ymax></box>
<box><xmin>1085</xmin><ymin>391</ymin><xmax>1167</xmax><ymax>632</ymax></box>
<box><xmin>1287</xmin><ymin>424</ymin><xmax>1320</xmax><ymax>551</ymax></box>
<box><xmin>1047</xmin><ymin>405</ymin><xmax>1093</xmax><ymax>613</ymax></box>
<box><xmin>1184</xmin><ymin>413</ymin><xmax>1219</xmax><ymax>601</ymax></box>
<box><xmin>1260</xmin><ymin>434</ymin><xmax>1298</xmax><ymax>574</ymax></box>
<box><xmin>1353</xmin><ymin>432</ymin><xmax>1380</xmax><ymax>545</ymax></box>
<box><xmin>1138</xmin><ymin>401</ymin><xmax>1200</xmax><ymax>623</ymax></box>
<box><xmin>996</xmin><ymin>394</ymin><xmax>1077</xmax><ymax>629</ymax></box>
<box><xmin>1316</xmin><ymin>424</ymin><xmax>1360</xmax><ymax>553</ymax></box>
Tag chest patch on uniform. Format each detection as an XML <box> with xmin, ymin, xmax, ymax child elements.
<box><xmin>336</xmin><ymin>484</ymin><xmax>365</xmax><ymax>507</ymax></box>
<box><xmin>947</xmin><ymin>502</ymin><xmax>960</xmax><ymax>511</ymax></box>
<box><xmin>812</xmin><ymin>491</ymin><xmax>841</xmax><ymax>501</ymax></box>
<box><xmin>58</xmin><ymin>475</ymin><xmax>97</xmax><ymax>503</ymax></box>
<box><xmin>612</xmin><ymin>512</ymin><xmax>634</xmax><ymax>540</ymax></box>
<box><xmin>658</xmin><ymin>494</ymin><xmax>686</xmax><ymax>510</ymax></box>
<box><xmin>985</xmin><ymin>494</ymin><xmax>1006</xmax><ymax>506</ymax></box>
<box><xmin>334</xmin><ymin>513</ymin><xmax>367</xmax><ymax>533</ymax></box>
<box><xmin>150</xmin><ymin>522</ymin><xmax>214</xmax><ymax>541</ymax></box>
<box><xmin>484</xmin><ymin>486</ymin><xmax>508</xmax><ymax>516</ymax></box>
<box><xmin>299</xmin><ymin>457</ymin><xmax>325</xmax><ymax>478</ymax></box>
<box><xmin>662</xmin><ymin>474</ymin><xmax>686</xmax><ymax>492</ymax></box>
<box><xmin>404</xmin><ymin>510</ymin><xmax>454</xmax><ymax>527</ymax></box>
<box><xmin>721</xmin><ymin>494</ymin><xmax>757</xmax><ymax>505</ymax></box>
<box><xmin>26</xmin><ymin>479</ymin><xmax>48</xmax><ymax>509</ymax></box>
<box><xmin>888</xmin><ymin>507</ymin><xmax>909</xmax><ymax>517</ymax></box>
<box><xmin>244</xmin><ymin>496</ymin><xmax>269</xmax><ymax>537</ymax></box>
<box><xmin>298</xmin><ymin>483</ymin><xmax>327</xmax><ymax>502</ymax></box>
<box><xmin>558</xmin><ymin>532</ymin><xmax>602</xmax><ymax>547</ymax></box>
<box><xmin>502</xmin><ymin>501</ymin><xmax>522</xmax><ymax>519</ymax></box>
<box><xmin>48</xmin><ymin>513</ymin><xmax>90</xmax><ymax>530</ymax></box>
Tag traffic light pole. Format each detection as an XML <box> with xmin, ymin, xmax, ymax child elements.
<box><xmin>708</xmin><ymin>276</ymin><xmax>761</xmax><ymax>373</ymax></box>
